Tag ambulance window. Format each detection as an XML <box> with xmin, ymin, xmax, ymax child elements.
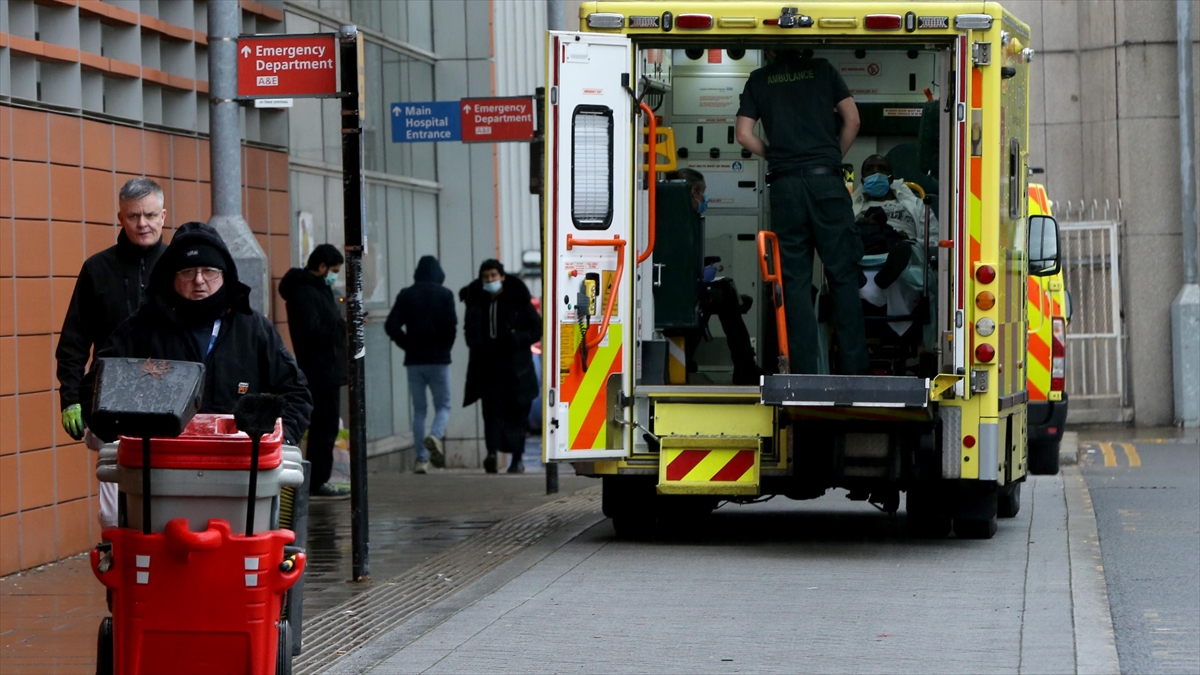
<box><xmin>572</xmin><ymin>105</ymin><xmax>614</xmax><ymax>230</ymax></box>
<box><xmin>1009</xmin><ymin>138</ymin><xmax>1021</xmax><ymax>220</ymax></box>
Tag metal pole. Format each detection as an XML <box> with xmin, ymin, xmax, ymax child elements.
<box><xmin>543</xmin><ymin>2</ymin><xmax>562</xmax><ymax>494</ymax></box>
<box><xmin>1179</xmin><ymin>0</ymin><xmax>1197</xmax><ymax>285</ymax></box>
<box><xmin>340</xmin><ymin>24</ymin><xmax>371</xmax><ymax>580</ymax></box>
<box><xmin>1172</xmin><ymin>0</ymin><xmax>1200</xmax><ymax>427</ymax></box>
<box><xmin>547</xmin><ymin>0</ymin><xmax>566</xmax><ymax>32</ymax></box>
<box><xmin>532</xmin><ymin>85</ymin><xmax>558</xmax><ymax>495</ymax></box>
<box><xmin>208</xmin><ymin>0</ymin><xmax>241</xmax><ymax>218</ymax></box>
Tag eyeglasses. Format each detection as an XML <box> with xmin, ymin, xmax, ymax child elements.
<box><xmin>175</xmin><ymin>267</ymin><xmax>223</xmax><ymax>281</ymax></box>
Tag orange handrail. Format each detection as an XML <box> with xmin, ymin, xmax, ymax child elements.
<box><xmin>757</xmin><ymin>231</ymin><xmax>790</xmax><ymax>374</ymax></box>
<box><xmin>636</xmin><ymin>101</ymin><xmax>657</xmax><ymax>265</ymax></box>
<box><xmin>567</xmin><ymin>234</ymin><xmax>626</xmax><ymax>349</ymax></box>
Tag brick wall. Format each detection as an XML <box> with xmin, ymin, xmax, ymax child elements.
<box><xmin>0</xmin><ymin>104</ymin><xmax>291</xmax><ymax>575</ymax></box>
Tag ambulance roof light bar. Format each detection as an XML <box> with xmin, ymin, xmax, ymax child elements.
<box><xmin>675</xmin><ymin>14</ymin><xmax>713</xmax><ymax>30</ymax></box>
<box><xmin>587</xmin><ymin>13</ymin><xmax>624</xmax><ymax>29</ymax></box>
<box><xmin>864</xmin><ymin>14</ymin><xmax>903</xmax><ymax>30</ymax></box>
<box><xmin>955</xmin><ymin>14</ymin><xmax>994</xmax><ymax>30</ymax></box>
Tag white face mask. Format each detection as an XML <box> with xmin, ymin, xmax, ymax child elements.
<box><xmin>483</xmin><ymin>280</ymin><xmax>502</xmax><ymax>294</ymax></box>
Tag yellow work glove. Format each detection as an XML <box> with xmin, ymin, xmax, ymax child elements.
<box><xmin>62</xmin><ymin>403</ymin><xmax>84</xmax><ymax>441</ymax></box>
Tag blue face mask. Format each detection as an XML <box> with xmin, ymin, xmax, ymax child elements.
<box><xmin>483</xmin><ymin>280</ymin><xmax>502</xmax><ymax>294</ymax></box>
<box><xmin>697</xmin><ymin>194</ymin><xmax>709</xmax><ymax>215</ymax></box>
<box><xmin>324</xmin><ymin>271</ymin><xmax>338</xmax><ymax>287</ymax></box>
<box><xmin>863</xmin><ymin>173</ymin><xmax>891</xmax><ymax>198</ymax></box>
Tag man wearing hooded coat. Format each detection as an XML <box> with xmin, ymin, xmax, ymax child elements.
<box><xmin>81</xmin><ymin>221</ymin><xmax>313</xmax><ymax>445</ymax></box>
<box><xmin>385</xmin><ymin>255</ymin><xmax>457</xmax><ymax>473</ymax></box>
<box><xmin>460</xmin><ymin>260</ymin><xmax>541</xmax><ymax>474</ymax></box>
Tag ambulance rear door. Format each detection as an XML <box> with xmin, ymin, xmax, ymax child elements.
<box><xmin>543</xmin><ymin>31</ymin><xmax>635</xmax><ymax>462</ymax></box>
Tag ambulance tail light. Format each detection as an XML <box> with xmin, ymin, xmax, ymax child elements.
<box><xmin>975</xmin><ymin>343</ymin><xmax>995</xmax><ymax>363</ymax></box>
<box><xmin>864</xmin><ymin>14</ymin><xmax>902</xmax><ymax>30</ymax></box>
<box><xmin>676</xmin><ymin>14</ymin><xmax>713</xmax><ymax>30</ymax></box>
<box><xmin>1050</xmin><ymin>317</ymin><xmax>1066</xmax><ymax>392</ymax></box>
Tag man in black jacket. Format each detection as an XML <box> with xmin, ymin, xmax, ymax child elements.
<box><xmin>461</xmin><ymin>260</ymin><xmax>541</xmax><ymax>474</ymax></box>
<box><xmin>279</xmin><ymin>244</ymin><xmax>349</xmax><ymax>498</ymax></box>
<box><xmin>56</xmin><ymin>177</ymin><xmax>167</xmax><ymax>528</ymax></box>
<box><xmin>81</xmin><ymin>222</ymin><xmax>312</xmax><ymax>447</ymax></box>
<box><xmin>385</xmin><ymin>256</ymin><xmax>456</xmax><ymax>473</ymax></box>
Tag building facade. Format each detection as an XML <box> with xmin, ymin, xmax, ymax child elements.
<box><xmin>1</xmin><ymin>0</ymin><xmax>544</xmax><ymax>575</ymax></box>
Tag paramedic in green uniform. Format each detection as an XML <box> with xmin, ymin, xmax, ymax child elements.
<box><xmin>735</xmin><ymin>50</ymin><xmax>868</xmax><ymax>375</ymax></box>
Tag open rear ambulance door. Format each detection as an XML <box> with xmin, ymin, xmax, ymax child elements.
<box><xmin>543</xmin><ymin>31</ymin><xmax>634</xmax><ymax>462</ymax></box>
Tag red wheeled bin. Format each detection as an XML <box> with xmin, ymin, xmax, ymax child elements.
<box><xmin>92</xmin><ymin>519</ymin><xmax>304</xmax><ymax>675</ymax></box>
<box><xmin>87</xmin><ymin>358</ymin><xmax>305</xmax><ymax>675</ymax></box>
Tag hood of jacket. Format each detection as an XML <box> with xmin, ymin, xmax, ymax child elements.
<box><xmin>147</xmin><ymin>221</ymin><xmax>252</xmax><ymax>314</ymax></box>
<box><xmin>414</xmin><ymin>255</ymin><xmax>446</xmax><ymax>284</ymax></box>
<box><xmin>278</xmin><ymin>266</ymin><xmax>327</xmax><ymax>301</ymax></box>
<box><xmin>460</xmin><ymin>274</ymin><xmax>532</xmax><ymax>305</ymax></box>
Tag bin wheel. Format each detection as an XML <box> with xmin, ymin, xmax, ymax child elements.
<box><xmin>1028</xmin><ymin>440</ymin><xmax>1061</xmax><ymax>475</ymax></box>
<box><xmin>998</xmin><ymin>481</ymin><xmax>1022</xmax><ymax>518</ymax></box>
<box><xmin>275</xmin><ymin>620</ymin><xmax>293</xmax><ymax>675</ymax></box>
<box><xmin>96</xmin><ymin>617</ymin><xmax>114</xmax><ymax>675</ymax></box>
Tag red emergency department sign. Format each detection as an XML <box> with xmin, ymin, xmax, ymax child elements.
<box><xmin>459</xmin><ymin>97</ymin><xmax>536</xmax><ymax>143</ymax></box>
<box><xmin>238</xmin><ymin>34</ymin><xmax>338</xmax><ymax>98</ymax></box>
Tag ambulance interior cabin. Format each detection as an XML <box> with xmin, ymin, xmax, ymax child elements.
<box><xmin>636</xmin><ymin>44</ymin><xmax>947</xmax><ymax>386</ymax></box>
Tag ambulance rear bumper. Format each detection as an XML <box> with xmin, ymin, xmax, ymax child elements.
<box><xmin>1027</xmin><ymin>394</ymin><xmax>1068</xmax><ymax>443</ymax></box>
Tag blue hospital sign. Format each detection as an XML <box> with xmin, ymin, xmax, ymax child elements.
<box><xmin>390</xmin><ymin>101</ymin><xmax>462</xmax><ymax>142</ymax></box>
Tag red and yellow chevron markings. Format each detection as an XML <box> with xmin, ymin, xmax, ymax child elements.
<box><xmin>560</xmin><ymin>323</ymin><xmax>624</xmax><ymax>450</ymax></box>
<box><xmin>658</xmin><ymin>446</ymin><xmax>759</xmax><ymax>495</ymax></box>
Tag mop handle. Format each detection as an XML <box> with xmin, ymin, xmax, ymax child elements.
<box><xmin>142</xmin><ymin>436</ymin><xmax>152</xmax><ymax>535</ymax></box>
<box><xmin>245</xmin><ymin>434</ymin><xmax>261</xmax><ymax>537</ymax></box>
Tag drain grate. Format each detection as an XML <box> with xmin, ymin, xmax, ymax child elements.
<box><xmin>294</xmin><ymin>486</ymin><xmax>602</xmax><ymax>674</ymax></box>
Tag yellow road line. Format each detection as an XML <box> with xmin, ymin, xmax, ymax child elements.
<box><xmin>1117</xmin><ymin>442</ymin><xmax>1141</xmax><ymax>467</ymax></box>
<box><xmin>1099</xmin><ymin>442</ymin><xmax>1117</xmax><ymax>467</ymax></box>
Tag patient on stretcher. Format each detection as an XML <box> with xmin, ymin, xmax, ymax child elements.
<box><xmin>851</xmin><ymin>155</ymin><xmax>939</xmax><ymax>341</ymax></box>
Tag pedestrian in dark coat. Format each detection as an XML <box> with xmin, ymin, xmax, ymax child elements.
<box><xmin>56</xmin><ymin>177</ymin><xmax>168</xmax><ymax>529</ymax></box>
<box><xmin>279</xmin><ymin>244</ymin><xmax>348</xmax><ymax>498</ymax></box>
<box><xmin>385</xmin><ymin>255</ymin><xmax>457</xmax><ymax>473</ymax></box>
<box><xmin>460</xmin><ymin>260</ymin><xmax>541</xmax><ymax>474</ymax></box>
<box><xmin>81</xmin><ymin>222</ymin><xmax>312</xmax><ymax>445</ymax></box>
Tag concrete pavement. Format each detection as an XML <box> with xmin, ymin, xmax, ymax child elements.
<box><xmin>324</xmin><ymin>470</ymin><xmax>1117</xmax><ymax>675</ymax></box>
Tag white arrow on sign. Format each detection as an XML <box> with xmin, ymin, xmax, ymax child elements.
<box><xmin>392</xmin><ymin>105</ymin><xmax>401</xmax><ymax>116</ymax></box>
<box><xmin>462</xmin><ymin>104</ymin><xmax>471</xmax><ymax>113</ymax></box>
<box><xmin>240</xmin><ymin>45</ymin><xmax>251</xmax><ymax>58</ymax></box>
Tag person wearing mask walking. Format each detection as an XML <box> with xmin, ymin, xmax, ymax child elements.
<box><xmin>279</xmin><ymin>244</ymin><xmax>349</xmax><ymax>498</ymax></box>
<box><xmin>385</xmin><ymin>256</ymin><xmax>457</xmax><ymax>474</ymax></box>
<box><xmin>461</xmin><ymin>260</ymin><xmax>541</xmax><ymax>474</ymax></box>
<box><xmin>56</xmin><ymin>177</ymin><xmax>168</xmax><ymax>529</ymax></box>
<box><xmin>81</xmin><ymin>222</ymin><xmax>312</xmax><ymax>447</ymax></box>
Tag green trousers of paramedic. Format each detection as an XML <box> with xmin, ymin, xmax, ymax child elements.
<box><xmin>769</xmin><ymin>173</ymin><xmax>869</xmax><ymax>375</ymax></box>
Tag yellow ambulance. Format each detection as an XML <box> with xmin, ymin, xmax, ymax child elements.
<box><xmin>1025</xmin><ymin>183</ymin><xmax>1069</xmax><ymax>474</ymax></box>
<box><xmin>541</xmin><ymin>2</ymin><xmax>1062</xmax><ymax>539</ymax></box>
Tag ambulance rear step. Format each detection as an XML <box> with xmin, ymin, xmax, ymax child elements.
<box><xmin>760</xmin><ymin>374</ymin><xmax>930</xmax><ymax>408</ymax></box>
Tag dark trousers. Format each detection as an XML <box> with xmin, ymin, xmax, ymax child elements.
<box><xmin>770</xmin><ymin>173</ymin><xmax>869</xmax><ymax>374</ymax></box>
<box><xmin>307</xmin><ymin>384</ymin><xmax>340</xmax><ymax>489</ymax></box>
<box><xmin>482</xmin><ymin>392</ymin><xmax>529</xmax><ymax>459</ymax></box>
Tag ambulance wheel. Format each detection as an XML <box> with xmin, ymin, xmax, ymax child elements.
<box><xmin>953</xmin><ymin>484</ymin><xmax>999</xmax><ymax>539</ymax></box>
<box><xmin>657</xmin><ymin>497</ymin><xmax>717</xmax><ymax>539</ymax></box>
<box><xmin>1028</xmin><ymin>440</ymin><xmax>1061</xmax><ymax>475</ymax></box>
<box><xmin>905</xmin><ymin>487</ymin><xmax>951</xmax><ymax>539</ymax></box>
<box><xmin>96</xmin><ymin>617</ymin><xmax>114</xmax><ymax>675</ymax></box>
<box><xmin>997</xmin><ymin>482</ymin><xmax>1021</xmax><ymax>518</ymax></box>
<box><xmin>611</xmin><ymin>516</ymin><xmax>656</xmax><ymax>540</ymax></box>
<box><xmin>953</xmin><ymin>516</ymin><xmax>998</xmax><ymax>539</ymax></box>
<box><xmin>275</xmin><ymin>620</ymin><xmax>293</xmax><ymax>675</ymax></box>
